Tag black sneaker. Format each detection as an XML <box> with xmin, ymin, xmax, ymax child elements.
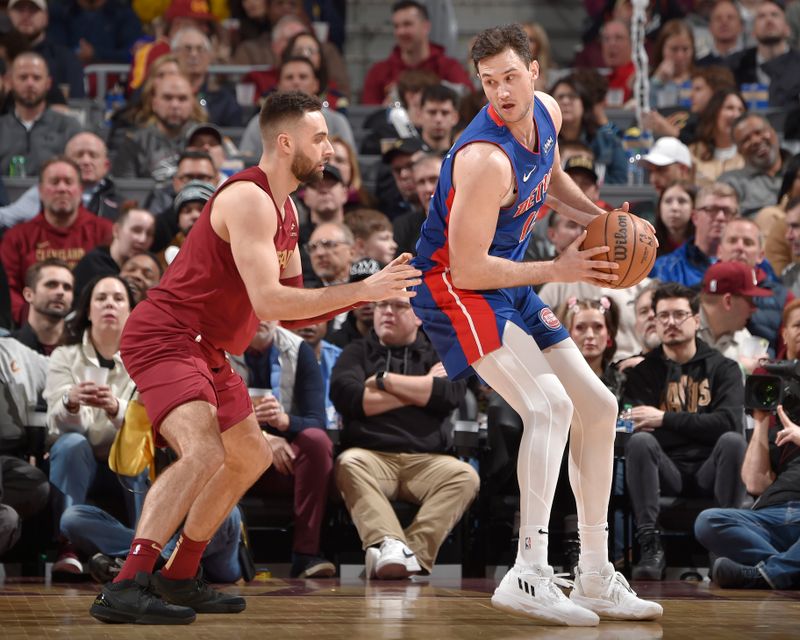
<box><xmin>89</xmin><ymin>572</ymin><xmax>196</xmax><ymax>625</ymax></box>
<box><xmin>290</xmin><ymin>553</ymin><xmax>336</xmax><ymax>578</ymax></box>
<box><xmin>88</xmin><ymin>553</ymin><xmax>125</xmax><ymax>584</ymax></box>
<box><xmin>712</xmin><ymin>557</ymin><xmax>769</xmax><ymax>589</ymax></box>
<box><xmin>151</xmin><ymin>570</ymin><xmax>246</xmax><ymax>613</ymax></box>
<box><xmin>632</xmin><ymin>529</ymin><xmax>666</xmax><ymax>581</ymax></box>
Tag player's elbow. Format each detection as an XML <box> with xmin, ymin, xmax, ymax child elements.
<box><xmin>449</xmin><ymin>257</ymin><xmax>482</xmax><ymax>289</ymax></box>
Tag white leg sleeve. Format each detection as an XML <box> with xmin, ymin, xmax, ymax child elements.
<box><xmin>542</xmin><ymin>341</ymin><xmax>617</xmax><ymax>527</ymax></box>
<box><xmin>473</xmin><ymin>322</ymin><xmax>573</xmax><ymax>567</ymax></box>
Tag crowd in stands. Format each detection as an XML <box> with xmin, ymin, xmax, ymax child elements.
<box><xmin>1</xmin><ymin>0</ymin><xmax>800</xmax><ymax>592</ymax></box>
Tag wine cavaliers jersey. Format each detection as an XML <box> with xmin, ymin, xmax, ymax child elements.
<box><xmin>143</xmin><ymin>166</ymin><xmax>298</xmax><ymax>355</ymax></box>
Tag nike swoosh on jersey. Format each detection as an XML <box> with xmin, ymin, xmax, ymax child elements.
<box><xmin>523</xmin><ymin>168</ymin><xmax>536</xmax><ymax>182</ymax></box>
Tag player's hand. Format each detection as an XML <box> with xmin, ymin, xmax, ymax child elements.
<box><xmin>553</xmin><ymin>231</ymin><xmax>619</xmax><ymax>285</ymax></box>
<box><xmin>623</xmin><ymin>206</ymin><xmax>659</xmax><ymax>247</ymax></box>
<box><xmin>361</xmin><ymin>253</ymin><xmax>422</xmax><ymax>301</ymax></box>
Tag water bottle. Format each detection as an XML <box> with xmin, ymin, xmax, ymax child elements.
<box><xmin>9</xmin><ymin>155</ymin><xmax>26</xmax><ymax>177</ymax></box>
<box><xmin>616</xmin><ymin>403</ymin><xmax>634</xmax><ymax>433</ymax></box>
<box><xmin>104</xmin><ymin>83</ymin><xmax>126</xmax><ymax>127</ymax></box>
<box><xmin>623</xmin><ymin>128</ymin><xmax>644</xmax><ymax>186</ymax></box>
<box><xmin>388</xmin><ymin>101</ymin><xmax>417</xmax><ymax>139</ymax></box>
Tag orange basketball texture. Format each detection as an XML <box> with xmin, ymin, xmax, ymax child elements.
<box><xmin>580</xmin><ymin>211</ymin><xmax>656</xmax><ymax>289</ymax></box>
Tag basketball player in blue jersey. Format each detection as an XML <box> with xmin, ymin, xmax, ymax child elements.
<box><xmin>412</xmin><ymin>25</ymin><xmax>663</xmax><ymax>626</ymax></box>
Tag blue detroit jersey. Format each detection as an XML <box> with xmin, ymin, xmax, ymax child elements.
<box><xmin>410</xmin><ymin>96</ymin><xmax>569</xmax><ymax>381</ymax></box>
<box><xmin>414</xmin><ymin>96</ymin><xmax>558</xmax><ymax>271</ymax></box>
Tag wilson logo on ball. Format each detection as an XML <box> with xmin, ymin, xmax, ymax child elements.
<box><xmin>614</xmin><ymin>214</ymin><xmax>628</xmax><ymax>262</ymax></box>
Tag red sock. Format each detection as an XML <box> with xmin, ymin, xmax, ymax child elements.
<box><xmin>114</xmin><ymin>538</ymin><xmax>163</xmax><ymax>583</ymax></box>
<box><xmin>159</xmin><ymin>533</ymin><xmax>209</xmax><ymax>581</ymax></box>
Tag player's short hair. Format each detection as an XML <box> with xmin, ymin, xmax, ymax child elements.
<box><xmin>652</xmin><ymin>282</ymin><xmax>699</xmax><ymax>315</ymax></box>
<box><xmin>24</xmin><ymin>258</ymin><xmax>73</xmax><ymax>290</ymax></box>
<box><xmin>258</xmin><ymin>90</ymin><xmax>323</xmax><ymax>146</ymax></box>
<box><xmin>471</xmin><ymin>24</ymin><xmax>532</xmax><ymax>69</ymax></box>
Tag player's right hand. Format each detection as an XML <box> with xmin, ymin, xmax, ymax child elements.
<box><xmin>362</xmin><ymin>252</ymin><xmax>422</xmax><ymax>301</ymax></box>
<box><xmin>553</xmin><ymin>231</ymin><xmax>619</xmax><ymax>285</ymax></box>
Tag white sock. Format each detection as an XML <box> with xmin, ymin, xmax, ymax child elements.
<box><xmin>518</xmin><ymin>525</ymin><xmax>549</xmax><ymax>568</ymax></box>
<box><xmin>578</xmin><ymin>522</ymin><xmax>609</xmax><ymax>574</ymax></box>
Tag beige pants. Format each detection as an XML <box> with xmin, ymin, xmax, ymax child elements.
<box><xmin>335</xmin><ymin>448</ymin><xmax>480</xmax><ymax>572</ymax></box>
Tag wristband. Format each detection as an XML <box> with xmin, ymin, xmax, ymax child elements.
<box><xmin>375</xmin><ymin>370</ymin><xmax>388</xmax><ymax>391</ymax></box>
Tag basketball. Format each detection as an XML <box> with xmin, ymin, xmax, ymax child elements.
<box><xmin>581</xmin><ymin>210</ymin><xmax>656</xmax><ymax>289</ymax></box>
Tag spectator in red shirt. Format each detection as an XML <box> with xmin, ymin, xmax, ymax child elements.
<box><xmin>360</xmin><ymin>1</ymin><xmax>472</xmax><ymax>105</ymax></box>
<box><xmin>601</xmin><ymin>19</ymin><xmax>635</xmax><ymax>106</ymax></box>
<box><xmin>1</xmin><ymin>156</ymin><xmax>113</xmax><ymax>325</ymax></box>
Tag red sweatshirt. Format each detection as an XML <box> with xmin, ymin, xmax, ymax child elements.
<box><xmin>1</xmin><ymin>208</ymin><xmax>113</xmax><ymax>324</ymax></box>
<box><xmin>361</xmin><ymin>43</ymin><xmax>473</xmax><ymax>105</ymax></box>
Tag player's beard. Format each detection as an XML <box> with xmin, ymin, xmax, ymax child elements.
<box><xmin>291</xmin><ymin>148</ymin><xmax>322</xmax><ymax>184</ymax></box>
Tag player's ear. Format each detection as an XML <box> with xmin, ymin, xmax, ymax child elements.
<box><xmin>530</xmin><ymin>59</ymin><xmax>540</xmax><ymax>80</ymax></box>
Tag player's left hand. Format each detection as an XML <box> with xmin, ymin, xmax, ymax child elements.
<box><xmin>621</xmin><ymin>202</ymin><xmax>659</xmax><ymax>248</ymax></box>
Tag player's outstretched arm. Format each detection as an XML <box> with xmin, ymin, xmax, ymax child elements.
<box><xmin>217</xmin><ymin>183</ymin><xmax>421</xmax><ymax>321</ymax></box>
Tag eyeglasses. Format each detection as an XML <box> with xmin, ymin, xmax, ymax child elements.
<box><xmin>697</xmin><ymin>205</ymin><xmax>737</xmax><ymax>219</ymax></box>
<box><xmin>654</xmin><ymin>310</ymin><xmax>694</xmax><ymax>325</ymax></box>
<box><xmin>554</xmin><ymin>91</ymin><xmax>579</xmax><ymax>102</ymax></box>
<box><xmin>375</xmin><ymin>301</ymin><xmax>412</xmax><ymax>313</ymax></box>
<box><xmin>305</xmin><ymin>239</ymin><xmax>350</xmax><ymax>254</ymax></box>
<box><xmin>177</xmin><ymin>173</ymin><xmax>216</xmax><ymax>183</ymax></box>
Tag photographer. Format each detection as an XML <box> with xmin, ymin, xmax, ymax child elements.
<box><xmin>695</xmin><ymin>299</ymin><xmax>800</xmax><ymax>589</ymax></box>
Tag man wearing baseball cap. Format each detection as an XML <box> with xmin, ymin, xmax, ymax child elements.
<box><xmin>7</xmin><ymin>0</ymin><xmax>85</xmax><ymax>98</ymax></box>
<box><xmin>162</xmin><ymin>180</ymin><xmax>216</xmax><ymax>266</ymax></box>
<box><xmin>640</xmin><ymin>136</ymin><xmax>693</xmax><ymax>194</ymax></box>
<box><xmin>699</xmin><ymin>260</ymin><xmax>772</xmax><ymax>365</ymax></box>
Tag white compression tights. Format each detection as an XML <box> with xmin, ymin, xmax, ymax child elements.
<box><xmin>473</xmin><ymin>321</ymin><xmax>617</xmax><ymax>570</ymax></box>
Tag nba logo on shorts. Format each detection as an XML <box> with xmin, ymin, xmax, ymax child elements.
<box><xmin>539</xmin><ymin>308</ymin><xmax>561</xmax><ymax>331</ymax></box>
<box><xmin>524</xmin><ymin>537</ymin><xmax>532</xmax><ymax>550</ymax></box>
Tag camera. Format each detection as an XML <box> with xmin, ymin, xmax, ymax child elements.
<box><xmin>744</xmin><ymin>360</ymin><xmax>800</xmax><ymax>422</ymax></box>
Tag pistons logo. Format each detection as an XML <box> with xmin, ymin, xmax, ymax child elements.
<box><xmin>539</xmin><ymin>308</ymin><xmax>561</xmax><ymax>331</ymax></box>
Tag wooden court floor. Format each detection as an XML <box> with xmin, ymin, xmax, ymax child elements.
<box><xmin>2</xmin><ymin>576</ymin><xmax>799</xmax><ymax>639</ymax></box>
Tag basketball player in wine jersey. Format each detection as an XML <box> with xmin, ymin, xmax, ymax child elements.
<box><xmin>412</xmin><ymin>25</ymin><xmax>662</xmax><ymax>625</ymax></box>
<box><xmin>89</xmin><ymin>92</ymin><xmax>421</xmax><ymax>624</ymax></box>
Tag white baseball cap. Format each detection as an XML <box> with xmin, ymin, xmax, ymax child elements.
<box><xmin>8</xmin><ymin>0</ymin><xmax>47</xmax><ymax>10</ymax></box>
<box><xmin>640</xmin><ymin>137</ymin><xmax>692</xmax><ymax>168</ymax></box>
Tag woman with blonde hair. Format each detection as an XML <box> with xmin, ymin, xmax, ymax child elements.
<box><xmin>522</xmin><ymin>22</ymin><xmax>555</xmax><ymax>92</ymax></box>
<box><xmin>649</xmin><ymin>19</ymin><xmax>695</xmax><ymax>108</ymax></box>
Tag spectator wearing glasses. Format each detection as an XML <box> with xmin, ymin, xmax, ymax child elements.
<box><xmin>622</xmin><ymin>282</ymin><xmax>747</xmax><ymax>580</ymax></box>
<box><xmin>330</xmin><ymin>296</ymin><xmax>478</xmax><ymax>579</ymax></box>
<box><xmin>305</xmin><ymin>223</ymin><xmax>355</xmax><ymax>333</ymax></box>
<box><xmin>145</xmin><ymin>150</ymin><xmax>217</xmax><ymax>252</ymax></box>
<box><xmin>377</xmin><ymin>137</ymin><xmax>429</xmax><ymax>221</ymax></box>
<box><xmin>697</xmin><ymin>260</ymin><xmax>772</xmax><ymax>368</ymax></box>
<box><xmin>651</xmin><ymin>182</ymin><xmax>739</xmax><ymax>288</ymax></box>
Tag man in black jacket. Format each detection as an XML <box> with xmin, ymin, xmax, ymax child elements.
<box><xmin>622</xmin><ymin>282</ymin><xmax>747</xmax><ymax>580</ymax></box>
<box><xmin>331</xmin><ymin>296</ymin><xmax>479</xmax><ymax>579</ymax></box>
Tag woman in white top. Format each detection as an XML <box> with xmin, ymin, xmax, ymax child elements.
<box><xmin>44</xmin><ymin>275</ymin><xmax>139</xmax><ymax>516</ymax></box>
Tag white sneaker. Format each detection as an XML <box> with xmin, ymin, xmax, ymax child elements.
<box><xmin>570</xmin><ymin>563</ymin><xmax>663</xmax><ymax>621</ymax></box>
<box><xmin>364</xmin><ymin>547</ymin><xmax>380</xmax><ymax>579</ymax></box>
<box><xmin>491</xmin><ymin>564</ymin><xmax>599</xmax><ymax>626</ymax></box>
<box><xmin>368</xmin><ymin>537</ymin><xmax>421</xmax><ymax>580</ymax></box>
